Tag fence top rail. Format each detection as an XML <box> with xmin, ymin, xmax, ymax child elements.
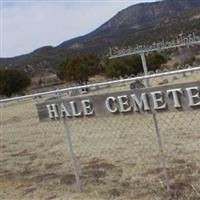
<box><xmin>109</xmin><ymin>40</ymin><xmax>200</xmax><ymax>59</ymax></box>
<box><xmin>0</xmin><ymin>67</ymin><xmax>200</xmax><ymax>103</ymax></box>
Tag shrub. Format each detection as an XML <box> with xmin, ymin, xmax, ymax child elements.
<box><xmin>147</xmin><ymin>53</ymin><xmax>167</xmax><ymax>71</ymax></box>
<box><xmin>183</xmin><ymin>56</ymin><xmax>196</xmax><ymax>66</ymax></box>
<box><xmin>0</xmin><ymin>69</ymin><xmax>31</xmax><ymax>97</ymax></box>
<box><xmin>105</xmin><ymin>55</ymin><xmax>143</xmax><ymax>78</ymax></box>
<box><xmin>105</xmin><ymin>53</ymin><xmax>167</xmax><ymax>78</ymax></box>
<box><xmin>57</xmin><ymin>54</ymin><xmax>101</xmax><ymax>84</ymax></box>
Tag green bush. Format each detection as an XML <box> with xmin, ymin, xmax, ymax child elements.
<box><xmin>105</xmin><ymin>53</ymin><xmax>167</xmax><ymax>78</ymax></box>
<box><xmin>57</xmin><ymin>54</ymin><xmax>101</xmax><ymax>84</ymax></box>
<box><xmin>105</xmin><ymin>55</ymin><xmax>143</xmax><ymax>78</ymax></box>
<box><xmin>0</xmin><ymin>69</ymin><xmax>31</xmax><ymax>97</ymax></box>
<box><xmin>147</xmin><ymin>53</ymin><xmax>167</xmax><ymax>71</ymax></box>
<box><xmin>183</xmin><ymin>56</ymin><xmax>196</xmax><ymax>66</ymax></box>
<box><xmin>57</xmin><ymin>53</ymin><xmax>167</xmax><ymax>81</ymax></box>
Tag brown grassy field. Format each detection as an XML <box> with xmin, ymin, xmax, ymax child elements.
<box><xmin>1</xmin><ymin>73</ymin><xmax>200</xmax><ymax>200</ymax></box>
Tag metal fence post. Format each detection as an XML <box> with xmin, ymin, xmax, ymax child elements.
<box><xmin>140</xmin><ymin>53</ymin><xmax>171</xmax><ymax>197</ymax></box>
<box><xmin>57</xmin><ymin>92</ymin><xmax>82</xmax><ymax>192</ymax></box>
<box><xmin>140</xmin><ymin>52</ymin><xmax>150</xmax><ymax>87</ymax></box>
<box><xmin>152</xmin><ymin>113</ymin><xmax>171</xmax><ymax>196</ymax></box>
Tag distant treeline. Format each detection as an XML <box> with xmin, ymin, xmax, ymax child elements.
<box><xmin>0</xmin><ymin>53</ymin><xmax>167</xmax><ymax>97</ymax></box>
<box><xmin>57</xmin><ymin>53</ymin><xmax>167</xmax><ymax>85</ymax></box>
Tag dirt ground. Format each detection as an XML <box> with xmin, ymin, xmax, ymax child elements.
<box><xmin>1</xmin><ymin>73</ymin><xmax>200</xmax><ymax>200</ymax></box>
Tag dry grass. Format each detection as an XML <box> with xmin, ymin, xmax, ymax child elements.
<box><xmin>0</xmin><ymin>73</ymin><xmax>200</xmax><ymax>200</ymax></box>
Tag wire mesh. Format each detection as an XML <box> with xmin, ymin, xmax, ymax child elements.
<box><xmin>0</xmin><ymin>69</ymin><xmax>200</xmax><ymax>200</ymax></box>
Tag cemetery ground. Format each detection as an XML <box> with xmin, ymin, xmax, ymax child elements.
<box><xmin>1</xmin><ymin>73</ymin><xmax>200</xmax><ymax>200</ymax></box>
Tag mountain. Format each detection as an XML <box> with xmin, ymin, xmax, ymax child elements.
<box><xmin>1</xmin><ymin>0</ymin><xmax>200</xmax><ymax>75</ymax></box>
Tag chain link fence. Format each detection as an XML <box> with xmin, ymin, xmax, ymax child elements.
<box><xmin>1</xmin><ymin>68</ymin><xmax>200</xmax><ymax>200</ymax></box>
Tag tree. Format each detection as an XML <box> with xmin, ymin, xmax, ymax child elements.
<box><xmin>105</xmin><ymin>53</ymin><xmax>167</xmax><ymax>78</ymax></box>
<box><xmin>183</xmin><ymin>56</ymin><xmax>196</xmax><ymax>66</ymax></box>
<box><xmin>105</xmin><ymin>55</ymin><xmax>143</xmax><ymax>78</ymax></box>
<box><xmin>0</xmin><ymin>69</ymin><xmax>31</xmax><ymax>97</ymax></box>
<box><xmin>57</xmin><ymin>54</ymin><xmax>101</xmax><ymax>84</ymax></box>
<box><xmin>147</xmin><ymin>53</ymin><xmax>167</xmax><ymax>71</ymax></box>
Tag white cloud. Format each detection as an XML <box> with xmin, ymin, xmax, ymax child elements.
<box><xmin>1</xmin><ymin>0</ymin><xmax>157</xmax><ymax>57</ymax></box>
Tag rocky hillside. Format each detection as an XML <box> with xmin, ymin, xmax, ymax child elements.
<box><xmin>1</xmin><ymin>0</ymin><xmax>200</xmax><ymax>75</ymax></box>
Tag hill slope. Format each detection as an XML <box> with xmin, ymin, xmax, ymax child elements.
<box><xmin>1</xmin><ymin>0</ymin><xmax>200</xmax><ymax>75</ymax></box>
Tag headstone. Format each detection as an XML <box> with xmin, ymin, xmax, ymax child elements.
<box><xmin>159</xmin><ymin>79</ymin><xmax>169</xmax><ymax>85</ymax></box>
<box><xmin>130</xmin><ymin>80</ymin><xmax>145</xmax><ymax>89</ymax></box>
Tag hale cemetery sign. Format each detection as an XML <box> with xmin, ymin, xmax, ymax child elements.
<box><xmin>36</xmin><ymin>81</ymin><xmax>200</xmax><ymax>121</ymax></box>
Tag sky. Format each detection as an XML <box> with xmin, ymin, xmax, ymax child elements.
<box><xmin>0</xmin><ymin>0</ymin><xmax>158</xmax><ymax>58</ymax></box>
